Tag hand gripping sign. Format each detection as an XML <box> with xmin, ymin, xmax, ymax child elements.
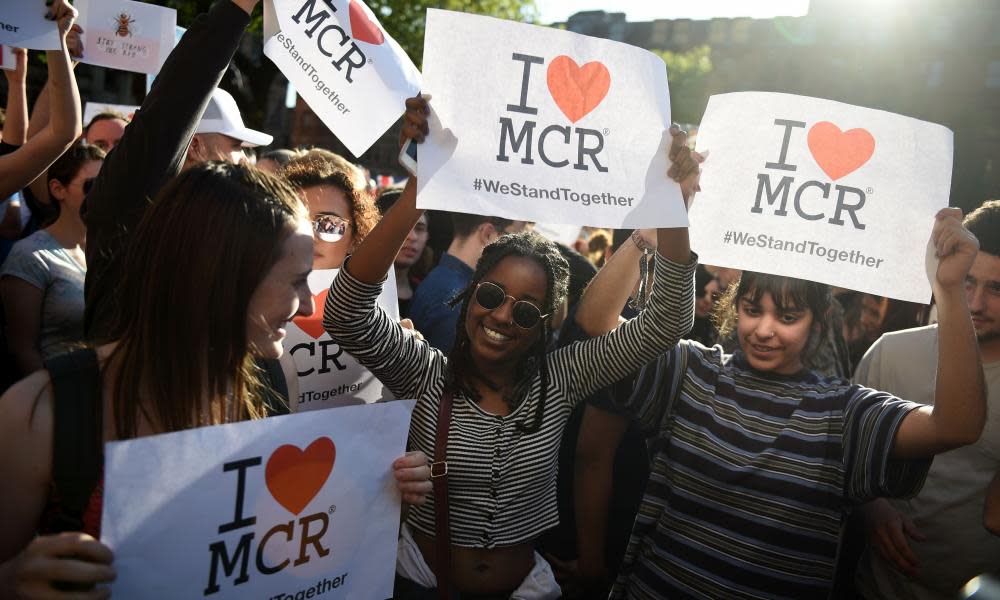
<box><xmin>263</xmin><ymin>0</ymin><xmax>421</xmax><ymax>157</ymax></box>
<box><xmin>75</xmin><ymin>0</ymin><xmax>177</xmax><ymax>74</ymax></box>
<box><xmin>416</xmin><ymin>9</ymin><xmax>687</xmax><ymax>229</ymax></box>
<box><xmin>0</xmin><ymin>46</ymin><xmax>16</xmax><ymax>71</ymax></box>
<box><xmin>689</xmin><ymin>92</ymin><xmax>953</xmax><ymax>304</ymax></box>
<box><xmin>0</xmin><ymin>3</ymin><xmax>61</xmax><ymax>51</ymax></box>
<box><xmin>283</xmin><ymin>269</ymin><xmax>399</xmax><ymax>409</ymax></box>
<box><xmin>102</xmin><ymin>400</ymin><xmax>415</xmax><ymax>599</ymax></box>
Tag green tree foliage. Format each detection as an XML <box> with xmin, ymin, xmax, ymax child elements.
<box><xmin>651</xmin><ymin>45</ymin><xmax>712</xmax><ymax>126</ymax></box>
<box><xmin>149</xmin><ymin>0</ymin><xmax>537</xmax><ymax>64</ymax></box>
<box><xmin>366</xmin><ymin>0</ymin><xmax>538</xmax><ymax>65</ymax></box>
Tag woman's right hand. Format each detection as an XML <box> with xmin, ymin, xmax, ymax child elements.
<box><xmin>399</xmin><ymin>95</ymin><xmax>430</xmax><ymax>149</ymax></box>
<box><xmin>4</xmin><ymin>533</ymin><xmax>115</xmax><ymax>599</ymax></box>
<box><xmin>47</xmin><ymin>0</ymin><xmax>80</xmax><ymax>43</ymax></box>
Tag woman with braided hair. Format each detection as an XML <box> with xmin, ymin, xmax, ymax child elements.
<box><xmin>322</xmin><ymin>96</ymin><xmax>703</xmax><ymax>599</ymax></box>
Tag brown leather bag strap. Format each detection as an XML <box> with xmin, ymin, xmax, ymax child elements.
<box><xmin>431</xmin><ymin>389</ymin><xmax>454</xmax><ymax>599</ymax></box>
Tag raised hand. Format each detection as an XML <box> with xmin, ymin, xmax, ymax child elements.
<box><xmin>667</xmin><ymin>124</ymin><xmax>707</xmax><ymax>207</ymax></box>
<box><xmin>66</xmin><ymin>24</ymin><xmax>84</xmax><ymax>60</ymax></box>
<box><xmin>931</xmin><ymin>207</ymin><xmax>978</xmax><ymax>291</ymax></box>
<box><xmin>399</xmin><ymin>95</ymin><xmax>430</xmax><ymax>148</ymax></box>
<box><xmin>3</xmin><ymin>48</ymin><xmax>27</xmax><ymax>84</ymax></box>
<box><xmin>47</xmin><ymin>0</ymin><xmax>79</xmax><ymax>42</ymax></box>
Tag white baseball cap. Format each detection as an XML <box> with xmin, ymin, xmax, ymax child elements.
<box><xmin>196</xmin><ymin>88</ymin><xmax>273</xmax><ymax>148</ymax></box>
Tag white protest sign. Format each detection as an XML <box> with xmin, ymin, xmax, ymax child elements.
<box><xmin>83</xmin><ymin>102</ymin><xmax>139</xmax><ymax>126</ymax></box>
<box><xmin>285</xmin><ymin>269</ymin><xmax>399</xmax><ymax>409</ymax></box>
<box><xmin>417</xmin><ymin>9</ymin><xmax>685</xmax><ymax>229</ymax></box>
<box><xmin>0</xmin><ymin>46</ymin><xmax>15</xmax><ymax>71</ymax></box>
<box><xmin>0</xmin><ymin>3</ymin><xmax>60</xmax><ymax>50</ymax></box>
<box><xmin>102</xmin><ymin>400</ymin><xmax>415</xmax><ymax>599</ymax></box>
<box><xmin>76</xmin><ymin>0</ymin><xmax>176</xmax><ymax>74</ymax></box>
<box><xmin>689</xmin><ymin>92</ymin><xmax>952</xmax><ymax>304</ymax></box>
<box><xmin>533</xmin><ymin>223</ymin><xmax>582</xmax><ymax>247</ymax></box>
<box><xmin>263</xmin><ymin>0</ymin><xmax>421</xmax><ymax>157</ymax></box>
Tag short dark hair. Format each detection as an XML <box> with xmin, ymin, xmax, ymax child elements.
<box><xmin>964</xmin><ymin>200</ymin><xmax>1000</xmax><ymax>258</ymax></box>
<box><xmin>450</xmin><ymin>212</ymin><xmax>514</xmax><ymax>239</ymax></box>
<box><xmin>258</xmin><ymin>148</ymin><xmax>300</xmax><ymax>168</ymax></box>
<box><xmin>85</xmin><ymin>110</ymin><xmax>130</xmax><ymax>132</ymax></box>
<box><xmin>48</xmin><ymin>141</ymin><xmax>106</xmax><ymax>186</ymax></box>
<box><xmin>714</xmin><ymin>272</ymin><xmax>832</xmax><ymax>366</ymax></box>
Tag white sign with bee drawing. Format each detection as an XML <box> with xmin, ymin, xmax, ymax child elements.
<box><xmin>76</xmin><ymin>0</ymin><xmax>176</xmax><ymax>74</ymax></box>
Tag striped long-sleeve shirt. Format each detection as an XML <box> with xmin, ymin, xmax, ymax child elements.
<box><xmin>323</xmin><ymin>253</ymin><xmax>697</xmax><ymax>547</ymax></box>
<box><xmin>611</xmin><ymin>341</ymin><xmax>931</xmax><ymax>599</ymax></box>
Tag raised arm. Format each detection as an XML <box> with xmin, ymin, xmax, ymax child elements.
<box><xmin>893</xmin><ymin>209</ymin><xmax>986</xmax><ymax>458</ymax></box>
<box><xmin>575</xmin><ymin>127</ymin><xmax>703</xmax><ymax>337</ymax></box>
<box><xmin>551</xmin><ymin>133</ymin><xmax>703</xmax><ymax>402</ymax></box>
<box><xmin>342</xmin><ymin>96</ymin><xmax>428</xmax><ymax>285</ymax></box>
<box><xmin>0</xmin><ymin>2</ymin><xmax>81</xmax><ymax>200</ymax></box>
<box><xmin>83</xmin><ymin>0</ymin><xmax>258</xmax><ymax>339</ymax></box>
<box><xmin>2</xmin><ymin>49</ymin><xmax>28</xmax><ymax>147</ymax></box>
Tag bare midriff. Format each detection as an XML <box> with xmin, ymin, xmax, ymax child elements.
<box><xmin>413</xmin><ymin>530</ymin><xmax>536</xmax><ymax>595</ymax></box>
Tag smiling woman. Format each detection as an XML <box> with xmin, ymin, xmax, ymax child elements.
<box><xmin>0</xmin><ymin>162</ymin><xmax>316</xmax><ymax>595</ymax></box>
<box><xmin>322</xmin><ymin>95</ymin><xmax>701</xmax><ymax>598</ymax></box>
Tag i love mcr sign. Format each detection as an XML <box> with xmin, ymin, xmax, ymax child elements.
<box><xmin>689</xmin><ymin>92</ymin><xmax>953</xmax><ymax>304</ymax></box>
<box><xmin>416</xmin><ymin>9</ymin><xmax>688</xmax><ymax>230</ymax></box>
<box><xmin>101</xmin><ymin>401</ymin><xmax>415</xmax><ymax>599</ymax></box>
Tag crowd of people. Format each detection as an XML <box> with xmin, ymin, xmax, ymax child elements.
<box><xmin>0</xmin><ymin>1</ymin><xmax>996</xmax><ymax>599</ymax></box>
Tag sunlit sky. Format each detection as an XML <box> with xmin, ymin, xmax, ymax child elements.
<box><xmin>536</xmin><ymin>0</ymin><xmax>811</xmax><ymax>24</ymax></box>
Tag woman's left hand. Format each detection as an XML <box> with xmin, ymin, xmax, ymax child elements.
<box><xmin>667</xmin><ymin>125</ymin><xmax>707</xmax><ymax>207</ymax></box>
<box><xmin>393</xmin><ymin>451</ymin><xmax>432</xmax><ymax>505</ymax></box>
<box><xmin>931</xmin><ymin>207</ymin><xmax>978</xmax><ymax>290</ymax></box>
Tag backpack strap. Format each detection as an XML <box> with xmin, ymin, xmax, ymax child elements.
<box><xmin>44</xmin><ymin>348</ymin><xmax>103</xmax><ymax>533</ymax></box>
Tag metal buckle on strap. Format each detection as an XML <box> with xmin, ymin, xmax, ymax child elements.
<box><xmin>430</xmin><ymin>461</ymin><xmax>448</xmax><ymax>479</ymax></box>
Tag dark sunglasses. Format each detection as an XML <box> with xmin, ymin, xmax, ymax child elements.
<box><xmin>312</xmin><ymin>214</ymin><xmax>350</xmax><ymax>243</ymax></box>
<box><xmin>474</xmin><ymin>281</ymin><xmax>550</xmax><ymax>329</ymax></box>
<box><xmin>82</xmin><ymin>178</ymin><xmax>96</xmax><ymax>195</ymax></box>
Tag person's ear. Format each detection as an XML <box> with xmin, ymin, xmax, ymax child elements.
<box><xmin>49</xmin><ymin>178</ymin><xmax>67</xmax><ymax>202</ymax></box>
<box><xmin>479</xmin><ymin>222</ymin><xmax>499</xmax><ymax>246</ymax></box>
<box><xmin>187</xmin><ymin>135</ymin><xmax>204</xmax><ymax>162</ymax></box>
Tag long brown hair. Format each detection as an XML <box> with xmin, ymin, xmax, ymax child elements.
<box><xmin>106</xmin><ymin>162</ymin><xmax>307</xmax><ymax>438</ymax></box>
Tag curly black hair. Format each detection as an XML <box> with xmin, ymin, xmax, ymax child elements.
<box><xmin>446</xmin><ymin>230</ymin><xmax>569</xmax><ymax>433</ymax></box>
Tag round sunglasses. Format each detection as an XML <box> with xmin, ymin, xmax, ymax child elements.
<box><xmin>473</xmin><ymin>281</ymin><xmax>550</xmax><ymax>329</ymax></box>
<box><xmin>312</xmin><ymin>214</ymin><xmax>350</xmax><ymax>243</ymax></box>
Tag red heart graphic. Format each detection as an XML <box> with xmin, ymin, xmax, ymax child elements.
<box><xmin>807</xmin><ymin>121</ymin><xmax>876</xmax><ymax>180</ymax></box>
<box><xmin>265</xmin><ymin>437</ymin><xmax>336</xmax><ymax>515</ymax></box>
<box><xmin>546</xmin><ymin>56</ymin><xmax>611</xmax><ymax>123</ymax></box>
<box><xmin>348</xmin><ymin>0</ymin><xmax>384</xmax><ymax>46</ymax></box>
<box><xmin>293</xmin><ymin>289</ymin><xmax>329</xmax><ymax>340</ymax></box>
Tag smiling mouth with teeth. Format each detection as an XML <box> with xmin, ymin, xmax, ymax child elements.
<box><xmin>483</xmin><ymin>325</ymin><xmax>512</xmax><ymax>342</ymax></box>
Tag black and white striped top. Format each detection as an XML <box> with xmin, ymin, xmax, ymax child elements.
<box><xmin>323</xmin><ymin>253</ymin><xmax>697</xmax><ymax>547</ymax></box>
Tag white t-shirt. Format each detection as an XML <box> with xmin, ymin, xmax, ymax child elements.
<box><xmin>854</xmin><ymin>324</ymin><xmax>1000</xmax><ymax>599</ymax></box>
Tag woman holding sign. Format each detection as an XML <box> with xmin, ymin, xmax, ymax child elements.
<box><xmin>0</xmin><ymin>163</ymin><xmax>432</xmax><ymax>598</ymax></box>
<box><xmin>571</xmin><ymin>137</ymin><xmax>985</xmax><ymax>597</ymax></box>
<box><xmin>0</xmin><ymin>0</ymin><xmax>82</xmax><ymax>201</ymax></box>
<box><xmin>322</xmin><ymin>96</ymin><xmax>701</xmax><ymax>598</ymax></box>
